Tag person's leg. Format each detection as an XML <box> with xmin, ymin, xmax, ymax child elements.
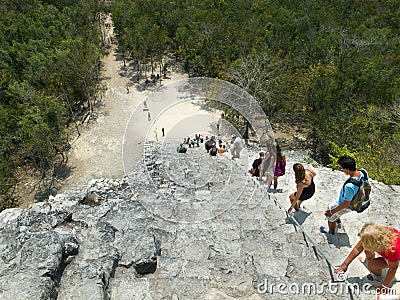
<box><xmin>288</xmin><ymin>193</ymin><xmax>296</xmax><ymax>213</ymax></box>
<box><xmin>273</xmin><ymin>176</ymin><xmax>278</xmax><ymax>189</ymax></box>
<box><xmin>324</xmin><ymin>205</ymin><xmax>351</xmax><ymax>235</ymax></box>
<box><xmin>295</xmin><ymin>200</ymin><xmax>303</xmax><ymax>211</ymax></box>
<box><xmin>266</xmin><ymin>174</ymin><xmax>273</xmax><ymax>189</ymax></box>
<box><xmin>289</xmin><ymin>193</ymin><xmax>295</xmax><ymax>202</ymax></box>
<box><xmin>367</xmin><ymin>257</ymin><xmax>388</xmax><ymax>278</ymax></box>
<box><xmin>328</xmin><ymin>220</ymin><xmax>336</xmax><ymax>235</ymax></box>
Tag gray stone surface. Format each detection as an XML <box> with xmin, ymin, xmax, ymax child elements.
<box><xmin>0</xmin><ymin>144</ymin><xmax>398</xmax><ymax>299</ymax></box>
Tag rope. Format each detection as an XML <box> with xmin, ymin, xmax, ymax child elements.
<box><xmin>251</xmin><ymin>177</ymin><xmax>359</xmax><ymax>298</ymax></box>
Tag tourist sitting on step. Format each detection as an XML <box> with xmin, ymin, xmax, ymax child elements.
<box><xmin>209</xmin><ymin>144</ymin><xmax>218</xmax><ymax>156</ymax></box>
<box><xmin>205</xmin><ymin>137</ymin><xmax>215</xmax><ymax>153</ymax></box>
<box><xmin>334</xmin><ymin>223</ymin><xmax>400</xmax><ymax>296</ymax></box>
<box><xmin>288</xmin><ymin>163</ymin><xmax>316</xmax><ymax>214</ymax></box>
<box><xmin>177</xmin><ymin>144</ymin><xmax>187</xmax><ymax>153</ymax></box>
<box><xmin>250</xmin><ymin>152</ymin><xmax>264</xmax><ymax>177</ymax></box>
<box><xmin>218</xmin><ymin>136</ymin><xmax>223</xmax><ymax>146</ymax></box>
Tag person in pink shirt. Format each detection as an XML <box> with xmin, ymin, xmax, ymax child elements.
<box><xmin>334</xmin><ymin>223</ymin><xmax>400</xmax><ymax>294</ymax></box>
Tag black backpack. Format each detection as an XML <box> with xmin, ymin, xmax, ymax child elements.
<box><xmin>342</xmin><ymin>169</ymin><xmax>371</xmax><ymax>213</ymax></box>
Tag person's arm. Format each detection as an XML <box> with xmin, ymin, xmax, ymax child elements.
<box><xmin>325</xmin><ymin>184</ymin><xmax>353</xmax><ymax>217</ymax></box>
<box><xmin>305</xmin><ymin>168</ymin><xmax>316</xmax><ymax>177</ymax></box>
<box><xmin>334</xmin><ymin>240</ymin><xmax>364</xmax><ymax>273</ymax></box>
<box><xmin>380</xmin><ymin>260</ymin><xmax>399</xmax><ymax>289</ymax></box>
<box><xmin>259</xmin><ymin>158</ymin><xmax>265</xmax><ymax>179</ymax></box>
<box><xmin>325</xmin><ymin>200</ymin><xmax>350</xmax><ymax>217</ymax></box>
<box><xmin>293</xmin><ymin>182</ymin><xmax>304</xmax><ymax>203</ymax></box>
<box><xmin>283</xmin><ymin>154</ymin><xmax>287</xmax><ymax>166</ymax></box>
<box><xmin>250</xmin><ymin>162</ymin><xmax>256</xmax><ymax>175</ymax></box>
<box><xmin>266</xmin><ymin>155</ymin><xmax>275</xmax><ymax>171</ymax></box>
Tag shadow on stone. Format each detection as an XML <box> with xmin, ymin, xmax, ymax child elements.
<box><xmin>34</xmin><ymin>186</ymin><xmax>57</xmax><ymax>202</ymax></box>
<box><xmin>292</xmin><ymin>211</ymin><xmax>311</xmax><ymax>225</ymax></box>
<box><xmin>285</xmin><ymin>211</ymin><xmax>311</xmax><ymax>226</ymax></box>
<box><xmin>134</xmin><ymin>260</ymin><xmax>157</xmax><ymax>275</ymax></box>
<box><xmin>325</xmin><ymin>232</ymin><xmax>351</xmax><ymax>248</ymax></box>
<box><xmin>81</xmin><ymin>191</ymin><xmax>102</xmax><ymax>206</ymax></box>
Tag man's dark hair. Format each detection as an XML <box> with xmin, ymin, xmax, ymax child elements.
<box><xmin>338</xmin><ymin>155</ymin><xmax>356</xmax><ymax>171</ymax></box>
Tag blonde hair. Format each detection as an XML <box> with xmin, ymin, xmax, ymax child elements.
<box><xmin>358</xmin><ymin>223</ymin><xmax>397</xmax><ymax>253</ymax></box>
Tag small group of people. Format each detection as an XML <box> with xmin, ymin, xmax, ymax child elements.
<box><xmin>204</xmin><ymin>136</ymin><xmax>226</xmax><ymax>156</ymax></box>
<box><xmin>205</xmin><ymin>135</ymin><xmax>245</xmax><ymax>158</ymax></box>
<box><xmin>185</xmin><ymin>134</ymin><xmax>203</xmax><ymax>148</ymax></box>
<box><xmin>250</xmin><ymin>143</ymin><xmax>286</xmax><ymax>190</ymax></box>
<box><xmin>283</xmin><ymin>154</ymin><xmax>400</xmax><ymax>296</ymax></box>
<box><xmin>178</xmin><ymin>134</ymin><xmax>228</xmax><ymax>156</ymax></box>
<box><xmin>178</xmin><ymin>133</ymin><xmax>246</xmax><ymax>159</ymax></box>
<box><xmin>286</xmin><ymin>155</ymin><xmax>368</xmax><ymax>235</ymax></box>
<box><xmin>177</xmin><ymin>134</ymin><xmax>204</xmax><ymax>153</ymax></box>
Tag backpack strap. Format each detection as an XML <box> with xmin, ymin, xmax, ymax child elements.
<box><xmin>359</xmin><ymin>169</ymin><xmax>368</xmax><ymax>181</ymax></box>
<box><xmin>341</xmin><ymin>171</ymin><xmax>364</xmax><ymax>197</ymax></box>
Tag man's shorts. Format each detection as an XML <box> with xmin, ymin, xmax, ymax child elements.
<box><xmin>327</xmin><ymin>203</ymin><xmax>352</xmax><ymax>222</ymax></box>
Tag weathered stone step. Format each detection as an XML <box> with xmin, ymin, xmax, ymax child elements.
<box><xmin>3</xmin><ymin>142</ymin><xmax>398</xmax><ymax>299</ymax></box>
<box><xmin>269</xmin><ymin>155</ymin><xmax>400</xmax><ymax>299</ymax></box>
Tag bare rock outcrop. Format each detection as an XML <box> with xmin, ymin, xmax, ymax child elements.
<box><xmin>0</xmin><ymin>144</ymin><xmax>398</xmax><ymax>299</ymax></box>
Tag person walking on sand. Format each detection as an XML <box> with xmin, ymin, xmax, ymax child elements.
<box><xmin>334</xmin><ymin>223</ymin><xmax>400</xmax><ymax>295</ymax></box>
<box><xmin>320</xmin><ymin>155</ymin><xmax>368</xmax><ymax>235</ymax></box>
<box><xmin>272</xmin><ymin>144</ymin><xmax>286</xmax><ymax>189</ymax></box>
<box><xmin>288</xmin><ymin>163</ymin><xmax>316</xmax><ymax>214</ymax></box>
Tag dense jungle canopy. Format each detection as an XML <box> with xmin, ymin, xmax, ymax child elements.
<box><xmin>1</xmin><ymin>0</ymin><xmax>399</xmax><ymax>210</ymax></box>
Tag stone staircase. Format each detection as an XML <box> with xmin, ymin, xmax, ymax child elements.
<box><xmin>1</xmin><ymin>143</ymin><xmax>398</xmax><ymax>299</ymax></box>
<box><xmin>105</xmin><ymin>143</ymin><xmax>346</xmax><ymax>299</ymax></box>
<box><xmin>270</xmin><ymin>150</ymin><xmax>400</xmax><ymax>300</ymax></box>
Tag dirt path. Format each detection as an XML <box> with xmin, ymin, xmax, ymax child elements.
<box><xmin>58</xmin><ymin>45</ymin><xmax>188</xmax><ymax>193</ymax></box>
<box><xmin>14</xmin><ymin>39</ymin><xmax>188</xmax><ymax>208</ymax></box>
<box><xmin>15</xmin><ymin>23</ymin><xmax>301</xmax><ymax>208</ymax></box>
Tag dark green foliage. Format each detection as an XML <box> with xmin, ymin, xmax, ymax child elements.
<box><xmin>0</xmin><ymin>0</ymin><xmax>104</xmax><ymax>209</ymax></box>
<box><xmin>111</xmin><ymin>0</ymin><xmax>400</xmax><ymax>184</ymax></box>
<box><xmin>2</xmin><ymin>0</ymin><xmax>399</xmax><ymax>212</ymax></box>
